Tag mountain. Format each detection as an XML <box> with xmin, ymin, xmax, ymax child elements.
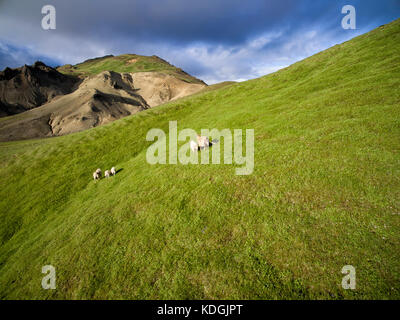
<box><xmin>0</xmin><ymin>19</ymin><xmax>399</xmax><ymax>299</ymax></box>
<box><xmin>57</xmin><ymin>53</ymin><xmax>207</xmax><ymax>107</ymax></box>
<box><xmin>0</xmin><ymin>61</ymin><xmax>79</xmax><ymax>117</ymax></box>
<box><xmin>57</xmin><ymin>54</ymin><xmax>206</xmax><ymax>85</ymax></box>
<box><xmin>0</xmin><ymin>55</ymin><xmax>207</xmax><ymax>141</ymax></box>
<box><xmin>0</xmin><ymin>71</ymin><xmax>149</xmax><ymax>140</ymax></box>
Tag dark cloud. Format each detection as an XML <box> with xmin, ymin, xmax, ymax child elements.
<box><xmin>0</xmin><ymin>0</ymin><xmax>300</xmax><ymax>44</ymax></box>
<box><xmin>0</xmin><ymin>0</ymin><xmax>399</xmax><ymax>83</ymax></box>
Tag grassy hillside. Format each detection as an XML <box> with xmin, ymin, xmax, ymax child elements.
<box><xmin>0</xmin><ymin>19</ymin><xmax>399</xmax><ymax>299</ymax></box>
<box><xmin>57</xmin><ymin>54</ymin><xmax>205</xmax><ymax>85</ymax></box>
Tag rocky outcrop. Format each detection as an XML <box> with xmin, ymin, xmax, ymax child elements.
<box><xmin>0</xmin><ymin>71</ymin><xmax>149</xmax><ymax>141</ymax></box>
<box><xmin>0</xmin><ymin>61</ymin><xmax>80</xmax><ymax>116</ymax></box>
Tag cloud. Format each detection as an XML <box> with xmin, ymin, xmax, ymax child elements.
<box><xmin>0</xmin><ymin>0</ymin><xmax>399</xmax><ymax>82</ymax></box>
<box><xmin>155</xmin><ymin>25</ymin><xmax>354</xmax><ymax>84</ymax></box>
<box><xmin>0</xmin><ymin>41</ymin><xmax>61</xmax><ymax>69</ymax></box>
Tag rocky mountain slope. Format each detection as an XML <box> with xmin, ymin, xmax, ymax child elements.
<box><xmin>57</xmin><ymin>54</ymin><xmax>208</xmax><ymax>107</ymax></box>
<box><xmin>130</xmin><ymin>72</ymin><xmax>206</xmax><ymax>107</ymax></box>
<box><xmin>0</xmin><ymin>61</ymin><xmax>79</xmax><ymax>117</ymax></box>
<box><xmin>0</xmin><ymin>71</ymin><xmax>149</xmax><ymax>140</ymax></box>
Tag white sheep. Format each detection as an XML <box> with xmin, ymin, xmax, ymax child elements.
<box><xmin>93</xmin><ymin>168</ymin><xmax>101</xmax><ymax>180</ymax></box>
<box><xmin>105</xmin><ymin>170</ymin><xmax>110</xmax><ymax>178</ymax></box>
<box><xmin>110</xmin><ymin>167</ymin><xmax>116</xmax><ymax>176</ymax></box>
<box><xmin>190</xmin><ymin>140</ymin><xmax>199</xmax><ymax>152</ymax></box>
<box><xmin>197</xmin><ymin>135</ymin><xmax>210</xmax><ymax>149</ymax></box>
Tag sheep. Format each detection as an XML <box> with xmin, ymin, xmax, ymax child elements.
<box><xmin>105</xmin><ymin>170</ymin><xmax>110</xmax><ymax>178</ymax></box>
<box><xmin>110</xmin><ymin>167</ymin><xmax>116</xmax><ymax>176</ymax></box>
<box><xmin>190</xmin><ymin>140</ymin><xmax>199</xmax><ymax>152</ymax></box>
<box><xmin>93</xmin><ymin>168</ymin><xmax>101</xmax><ymax>180</ymax></box>
<box><xmin>197</xmin><ymin>135</ymin><xmax>210</xmax><ymax>149</ymax></box>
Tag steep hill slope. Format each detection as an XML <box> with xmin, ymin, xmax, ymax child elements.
<box><xmin>0</xmin><ymin>19</ymin><xmax>399</xmax><ymax>299</ymax></box>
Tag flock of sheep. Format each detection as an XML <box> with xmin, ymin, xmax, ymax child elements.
<box><xmin>92</xmin><ymin>136</ymin><xmax>214</xmax><ymax>181</ymax></box>
<box><xmin>93</xmin><ymin>167</ymin><xmax>116</xmax><ymax>180</ymax></box>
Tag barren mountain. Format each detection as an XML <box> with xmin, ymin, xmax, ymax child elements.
<box><xmin>131</xmin><ymin>72</ymin><xmax>206</xmax><ymax>107</ymax></box>
<box><xmin>0</xmin><ymin>61</ymin><xmax>79</xmax><ymax>117</ymax></box>
<box><xmin>0</xmin><ymin>71</ymin><xmax>149</xmax><ymax>141</ymax></box>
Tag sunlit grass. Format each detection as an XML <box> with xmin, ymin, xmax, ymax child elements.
<box><xmin>0</xmin><ymin>19</ymin><xmax>399</xmax><ymax>299</ymax></box>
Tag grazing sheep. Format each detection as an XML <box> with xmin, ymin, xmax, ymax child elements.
<box><xmin>110</xmin><ymin>167</ymin><xmax>116</xmax><ymax>176</ymax></box>
<box><xmin>93</xmin><ymin>169</ymin><xmax>101</xmax><ymax>180</ymax></box>
<box><xmin>105</xmin><ymin>170</ymin><xmax>110</xmax><ymax>178</ymax></box>
<box><xmin>197</xmin><ymin>135</ymin><xmax>210</xmax><ymax>149</ymax></box>
<box><xmin>190</xmin><ymin>140</ymin><xmax>199</xmax><ymax>152</ymax></box>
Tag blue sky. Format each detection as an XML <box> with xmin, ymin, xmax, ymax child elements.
<box><xmin>0</xmin><ymin>0</ymin><xmax>399</xmax><ymax>84</ymax></box>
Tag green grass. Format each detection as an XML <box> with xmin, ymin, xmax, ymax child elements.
<box><xmin>57</xmin><ymin>54</ymin><xmax>205</xmax><ymax>84</ymax></box>
<box><xmin>1</xmin><ymin>19</ymin><xmax>400</xmax><ymax>299</ymax></box>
